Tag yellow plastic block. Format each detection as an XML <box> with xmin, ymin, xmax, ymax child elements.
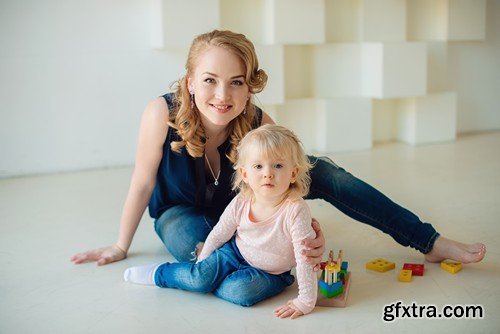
<box><xmin>365</xmin><ymin>258</ymin><xmax>396</xmax><ymax>272</ymax></box>
<box><xmin>399</xmin><ymin>269</ymin><xmax>412</xmax><ymax>282</ymax></box>
<box><xmin>440</xmin><ymin>261</ymin><xmax>462</xmax><ymax>274</ymax></box>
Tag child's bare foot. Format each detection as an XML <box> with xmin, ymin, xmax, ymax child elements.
<box><xmin>425</xmin><ymin>236</ymin><xmax>486</xmax><ymax>263</ymax></box>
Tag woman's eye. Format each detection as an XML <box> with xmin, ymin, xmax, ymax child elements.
<box><xmin>232</xmin><ymin>80</ymin><xmax>244</xmax><ymax>86</ymax></box>
<box><xmin>204</xmin><ymin>78</ymin><xmax>215</xmax><ymax>84</ymax></box>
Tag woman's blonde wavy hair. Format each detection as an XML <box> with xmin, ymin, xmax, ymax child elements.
<box><xmin>168</xmin><ymin>30</ymin><xmax>268</xmax><ymax>163</ymax></box>
<box><xmin>232</xmin><ymin>124</ymin><xmax>313</xmax><ymax>201</ymax></box>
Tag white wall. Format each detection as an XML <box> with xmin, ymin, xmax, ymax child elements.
<box><xmin>447</xmin><ymin>0</ymin><xmax>500</xmax><ymax>132</ymax></box>
<box><xmin>0</xmin><ymin>0</ymin><xmax>186</xmax><ymax>177</ymax></box>
<box><xmin>1</xmin><ymin>0</ymin><xmax>499</xmax><ymax>177</ymax></box>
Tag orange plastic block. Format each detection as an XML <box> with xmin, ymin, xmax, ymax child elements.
<box><xmin>441</xmin><ymin>261</ymin><xmax>462</xmax><ymax>274</ymax></box>
<box><xmin>365</xmin><ymin>258</ymin><xmax>395</xmax><ymax>272</ymax></box>
<box><xmin>399</xmin><ymin>269</ymin><xmax>412</xmax><ymax>282</ymax></box>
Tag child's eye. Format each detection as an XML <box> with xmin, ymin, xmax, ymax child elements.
<box><xmin>274</xmin><ymin>164</ymin><xmax>283</xmax><ymax>169</ymax></box>
<box><xmin>253</xmin><ymin>164</ymin><xmax>262</xmax><ymax>169</ymax></box>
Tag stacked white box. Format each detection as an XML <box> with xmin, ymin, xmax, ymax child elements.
<box><xmin>407</xmin><ymin>0</ymin><xmax>448</xmax><ymax>41</ymax></box>
<box><xmin>360</xmin><ymin>0</ymin><xmax>406</xmax><ymax>42</ymax></box>
<box><xmin>151</xmin><ymin>0</ymin><xmax>220</xmax><ymax>49</ymax></box>
<box><xmin>316</xmin><ymin>98</ymin><xmax>372</xmax><ymax>152</ymax></box>
<box><xmin>407</xmin><ymin>0</ymin><xmax>486</xmax><ymax>41</ymax></box>
<box><xmin>277</xmin><ymin>98</ymin><xmax>372</xmax><ymax>152</ymax></box>
<box><xmin>426</xmin><ymin>42</ymin><xmax>449</xmax><ymax>93</ymax></box>
<box><xmin>447</xmin><ymin>0</ymin><xmax>486</xmax><ymax>41</ymax></box>
<box><xmin>313</xmin><ymin>44</ymin><xmax>363</xmax><ymax>98</ymax></box>
<box><xmin>264</xmin><ymin>0</ymin><xmax>325</xmax><ymax>44</ymax></box>
<box><xmin>325</xmin><ymin>0</ymin><xmax>362</xmax><ymax>42</ymax></box>
<box><xmin>276</xmin><ymin>99</ymin><xmax>319</xmax><ymax>151</ymax></box>
<box><xmin>220</xmin><ymin>0</ymin><xmax>265</xmax><ymax>44</ymax></box>
<box><xmin>397</xmin><ymin>92</ymin><xmax>457</xmax><ymax>145</ymax></box>
<box><xmin>254</xmin><ymin>45</ymin><xmax>285</xmax><ymax>105</ymax></box>
<box><xmin>284</xmin><ymin>45</ymin><xmax>314</xmax><ymax>99</ymax></box>
<box><xmin>362</xmin><ymin>42</ymin><xmax>427</xmax><ymax>99</ymax></box>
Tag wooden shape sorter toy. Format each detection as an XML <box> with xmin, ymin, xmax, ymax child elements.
<box><xmin>316</xmin><ymin>250</ymin><xmax>351</xmax><ymax>308</ymax></box>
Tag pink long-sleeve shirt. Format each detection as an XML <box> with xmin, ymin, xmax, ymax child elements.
<box><xmin>197</xmin><ymin>194</ymin><xmax>317</xmax><ymax>314</ymax></box>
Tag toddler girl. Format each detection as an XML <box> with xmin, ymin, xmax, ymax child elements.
<box><xmin>124</xmin><ymin>124</ymin><xmax>317</xmax><ymax>319</ymax></box>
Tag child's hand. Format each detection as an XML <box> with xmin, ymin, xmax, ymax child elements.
<box><xmin>274</xmin><ymin>300</ymin><xmax>304</xmax><ymax>319</ymax></box>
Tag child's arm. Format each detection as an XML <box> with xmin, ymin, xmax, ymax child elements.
<box><xmin>197</xmin><ymin>196</ymin><xmax>241</xmax><ymax>262</ymax></box>
<box><xmin>275</xmin><ymin>201</ymin><xmax>317</xmax><ymax>319</ymax></box>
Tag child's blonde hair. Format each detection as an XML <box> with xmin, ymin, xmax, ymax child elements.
<box><xmin>233</xmin><ymin>124</ymin><xmax>312</xmax><ymax>200</ymax></box>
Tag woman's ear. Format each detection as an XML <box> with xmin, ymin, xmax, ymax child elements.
<box><xmin>187</xmin><ymin>77</ymin><xmax>194</xmax><ymax>94</ymax></box>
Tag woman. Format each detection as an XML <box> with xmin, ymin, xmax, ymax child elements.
<box><xmin>71</xmin><ymin>30</ymin><xmax>485</xmax><ymax>302</ymax></box>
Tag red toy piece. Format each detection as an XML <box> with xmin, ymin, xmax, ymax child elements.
<box><xmin>403</xmin><ymin>263</ymin><xmax>424</xmax><ymax>276</ymax></box>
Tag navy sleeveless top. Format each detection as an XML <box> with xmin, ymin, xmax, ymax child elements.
<box><xmin>148</xmin><ymin>93</ymin><xmax>263</xmax><ymax>220</ymax></box>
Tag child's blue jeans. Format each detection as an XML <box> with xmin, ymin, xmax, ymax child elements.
<box><xmin>154</xmin><ymin>155</ymin><xmax>440</xmax><ymax>304</ymax></box>
<box><xmin>154</xmin><ymin>237</ymin><xmax>295</xmax><ymax>306</ymax></box>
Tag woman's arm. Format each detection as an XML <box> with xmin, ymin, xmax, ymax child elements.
<box><xmin>70</xmin><ymin>97</ymin><xmax>169</xmax><ymax>265</ymax></box>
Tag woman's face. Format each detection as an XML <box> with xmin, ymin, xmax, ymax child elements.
<box><xmin>188</xmin><ymin>46</ymin><xmax>250</xmax><ymax>127</ymax></box>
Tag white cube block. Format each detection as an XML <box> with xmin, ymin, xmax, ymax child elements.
<box><xmin>448</xmin><ymin>0</ymin><xmax>486</xmax><ymax>41</ymax></box>
<box><xmin>372</xmin><ymin>99</ymin><xmax>398</xmax><ymax>142</ymax></box>
<box><xmin>325</xmin><ymin>0</ymin><xmax>362</xmax><ymax>42</ymax></box>
<box><xmin>255</xmin><ymin>45</ymin><xmax>285</xmax><ymax>105</ymax></box>
<box><xmin>277</xmin><ymin>98</ymin><xmax>372</xmax><ymax>153</ymax></box>
<box><xmin>220</xmin><ymin>0</ymin><xmax>265</xmax><ymax>44</ymax></box>
<box><xmin>362</xmin><ymin>42</ymin><xmax>427</xmax><ymax>99</ymax></box>
<box><xmin>361</xmin><ymin>0</ymin><xmax>406</xmax><ymax>42</ymax></box>
<box><xmin>151</xmin><ymin>0</ymin><xmax>220</xmax><ymax>49</ymax></box>
<box><xmin>407</xmin><ymin>0</ymin><xmax>448</xmax><ymax>41</ymax></box>
<box><xmin>264</xmin><ymin>0</ymin><xmax>325</xmax><ymax>44</ymax></box>
<box><xmin>313</xmin><ymin>44</ymin><xmax>363</xmax><ymax>98</ymax></box>
<box><xmin>407</xmin><ymin>0</ymin><xmax>486</xmax><ymax>41</ymax></box>
<box><xmin>397</xmin><ymin>92</ymin><xmax>457</xmax><ymax>145</ymax></box>
<box><xmin>284</xmin><ymin>45</ymin><xmax>314</xmax><ymax>99</ymax></box>
<box><xmin>426</xmin><ymin>42</ymin><xmax>448</xmax><ymax>93</ymax></box>
<box><xmin>316</xmin><ymin>98</ymin><xmax>372</xmax><ymax>152</ymax></box>
<box><xmin>276</xmin><ymin>99</ymin><xmax>319</xmax><ymax>151</ymax></box>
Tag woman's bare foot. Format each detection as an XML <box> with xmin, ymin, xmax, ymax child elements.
<box><xmin>425</xmin><ymin>236</ymin><xmax>486</xmax><ymax>263</ymax></box>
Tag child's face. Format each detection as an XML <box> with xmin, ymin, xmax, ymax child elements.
<box><xmin>187</xmin><ymin>46</ymin><xmax>250</xmax><ymax>127</ymax></box>
<box><xmin>240</xmin><ymin>146</ymin><xmax>298</xmax><ymax>202</ymax></box>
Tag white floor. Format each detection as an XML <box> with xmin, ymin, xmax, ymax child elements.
<box><xmin>1</xmin><ymin>132</ymin><xmax>499</xmax><ymax>334</ymax></box>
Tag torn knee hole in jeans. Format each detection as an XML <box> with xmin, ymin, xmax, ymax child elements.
<box><xmin>190</xmin><ymin>242</ymin><xmax>205</xmax><ymax>262</ymax></box>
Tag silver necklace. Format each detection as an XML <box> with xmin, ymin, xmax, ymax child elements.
<box><xmin>204</xmin><ymin>154</ymin><xmax>221</xmax><ymax>186</ymax></box>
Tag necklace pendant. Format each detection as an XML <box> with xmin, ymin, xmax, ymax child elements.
<box><xmin>214</xmin><ymin>180</ymin><xmax>219</xmax><ymax>186</ymax></box>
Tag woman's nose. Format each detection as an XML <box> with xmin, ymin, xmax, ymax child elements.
<box><xmin>215</xmin><ymin>84</ymin><xmax>229</xmax><ymax>100</ymax></box>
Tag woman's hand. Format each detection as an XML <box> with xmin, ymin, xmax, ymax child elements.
<box><xmin>302</xmin><ymin>218</ymin><xmax>326</xmax><ymax>271</ymax></box>
<box><xmin>70</xmin><ymin>244</ymin><xmax>127</xmax><ymax>266</ymax></box>
<box><xmin>274</xmin><ymin>300</ymin><xmax>304</xmax><ymax>319</ymax></box>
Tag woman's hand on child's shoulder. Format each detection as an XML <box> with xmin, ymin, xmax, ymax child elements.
<box><xmin>274</xmin><ymin>300</ymin><xmax>304</xmax><ymax>319</ymax></box>
<box><xmin>70</xmin><ymin>244</ymin><xmax>127</xmax><ymax>266</ymax></box>
<box><xmin>301</xmin><ymin>218</ymin><xmax>326</xmax><ymax>271</ymax></box>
